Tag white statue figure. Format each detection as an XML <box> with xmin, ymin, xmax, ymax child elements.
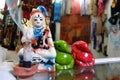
<box><xmin>19</xmin><ymin>6</ymin><xmax>56</xmax><ymax>72</ymax></box>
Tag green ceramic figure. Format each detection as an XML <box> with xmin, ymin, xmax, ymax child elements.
<box><xmin>54</xmin><ymin>40</ymin><xmax>74</xmax><ymax>70</ymax></box>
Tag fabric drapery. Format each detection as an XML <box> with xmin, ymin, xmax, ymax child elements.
<box><xmin>53</xmin><ymin>0</ymin><xmax>61</xmax><ymax>22</ymax></box>
<box><xmin>71</xmin><ymin>0</ymin><xmax>80</xmax><ymax>15</ymax></box>
<box><xmin>66</xmin><ymin>0</ymin><xmax>72</xmax><ymax>15</ymax></box>
<box><xmin>61</xmin><ymin>0</ymin><xmax>66</xmax><ymax>16</ymax></box>
<box><xmin>80</xmin><ymin>0</ymin><xmax>89</xmax><ymax>16</ymax></box>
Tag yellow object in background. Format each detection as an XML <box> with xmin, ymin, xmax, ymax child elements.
<box><xmin>111</xmin><ymin>0</ymin><xmax>117</xmax><ymax>8</ymax></box>
<box><xmin>21</xmin><ymin>18</ymin><xmax>30</xmax><ymax>27</ymax></box>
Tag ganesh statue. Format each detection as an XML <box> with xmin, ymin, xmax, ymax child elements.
<box><xmin>72</xmin><ymin>41</ymin><xmax>95</xmax><ymax>66</ymax></box>
<box><xmin>14</xmin><ymin>5</ymin><xmax>56</xmax><ymax>77</ymax></box>
<box><xmin>54</xmin><ymin>40</ymin><xmax>74</xmax><ymax>70</ymax></box>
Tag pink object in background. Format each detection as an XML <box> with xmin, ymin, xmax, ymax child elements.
<box><xmin>71</xmin><ymin>0</ymin><xmax>80</xmax><ymax>15</ymax></box>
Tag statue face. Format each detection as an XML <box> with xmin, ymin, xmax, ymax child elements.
<box><xmin>32</xmin><ymin>12</ymin><xmax>45</xmax><ymax>28</ymax></box>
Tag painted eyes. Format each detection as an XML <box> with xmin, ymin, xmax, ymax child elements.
<box><xmin>40</xmin><ymin>18</ymin><xmax>43</xmax><ymax>21</ymax></box>
<box><xmin>34</xmin><ymin>14</ymin><xmax>43</xmax><ymax>21</ymax></box>
<box><xmin>34</xmin><ymin>18</ymin><xmax>43</xmax><ymax>21</ymax></box>
<box><xmin>34</xmin><ymin>19</ymin><xmax>37</xmax><ymax>21</ymax></box>
<box><xmin>34</xmin><ymin>18</ymin><xmax>43</xmax><ymax>22</ymax></box>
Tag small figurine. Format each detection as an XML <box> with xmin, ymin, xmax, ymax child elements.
<box><xmin>72</xmin><ymin>41</ymin><xmax>95</xmax><ymax>66</ymax></box>
<box><xmin>54</xmin><ymin>40</ymin><xmax>74</xmax><ymax>70</ymax></box>
<box><xmin>14</xmin><ymin>5</ymin><xmax>56</xmax><ymax>77</ymax></box>
<box><xmin>30</xmin><ymin>8</ymin><xmax>49</xmax><ymax>49</ymax></box>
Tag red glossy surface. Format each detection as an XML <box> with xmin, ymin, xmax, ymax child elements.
<box><xmin>72</xmin><ymin>41</ymin><xmax>95</xmax><ymax>66</ymax></box>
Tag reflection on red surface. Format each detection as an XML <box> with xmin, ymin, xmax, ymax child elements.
<box><xmin>72</xmin><ymin>41</ymin><xmax>95</xmax><ymax>66</ymax></box>
<box><xmin>73</xmin><ymin>67</ymin><xmax>95</xmax><ymax>80</ymax></box>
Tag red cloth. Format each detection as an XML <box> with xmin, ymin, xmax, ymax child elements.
<box><xmin>98</xmin><ymin>0</ymin><xmax>104</xmax><ymax>16</ymax></box>
<box><xmin>71</xmin><ymin>0</ymin><xmax>80</xmax><ymax>15</ymax></box>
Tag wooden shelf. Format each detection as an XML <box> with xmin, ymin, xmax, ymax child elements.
<box><xmin>60</xmin><ymin>15</ymin><xmax>91</xmax><ymax>44</ymax></box>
